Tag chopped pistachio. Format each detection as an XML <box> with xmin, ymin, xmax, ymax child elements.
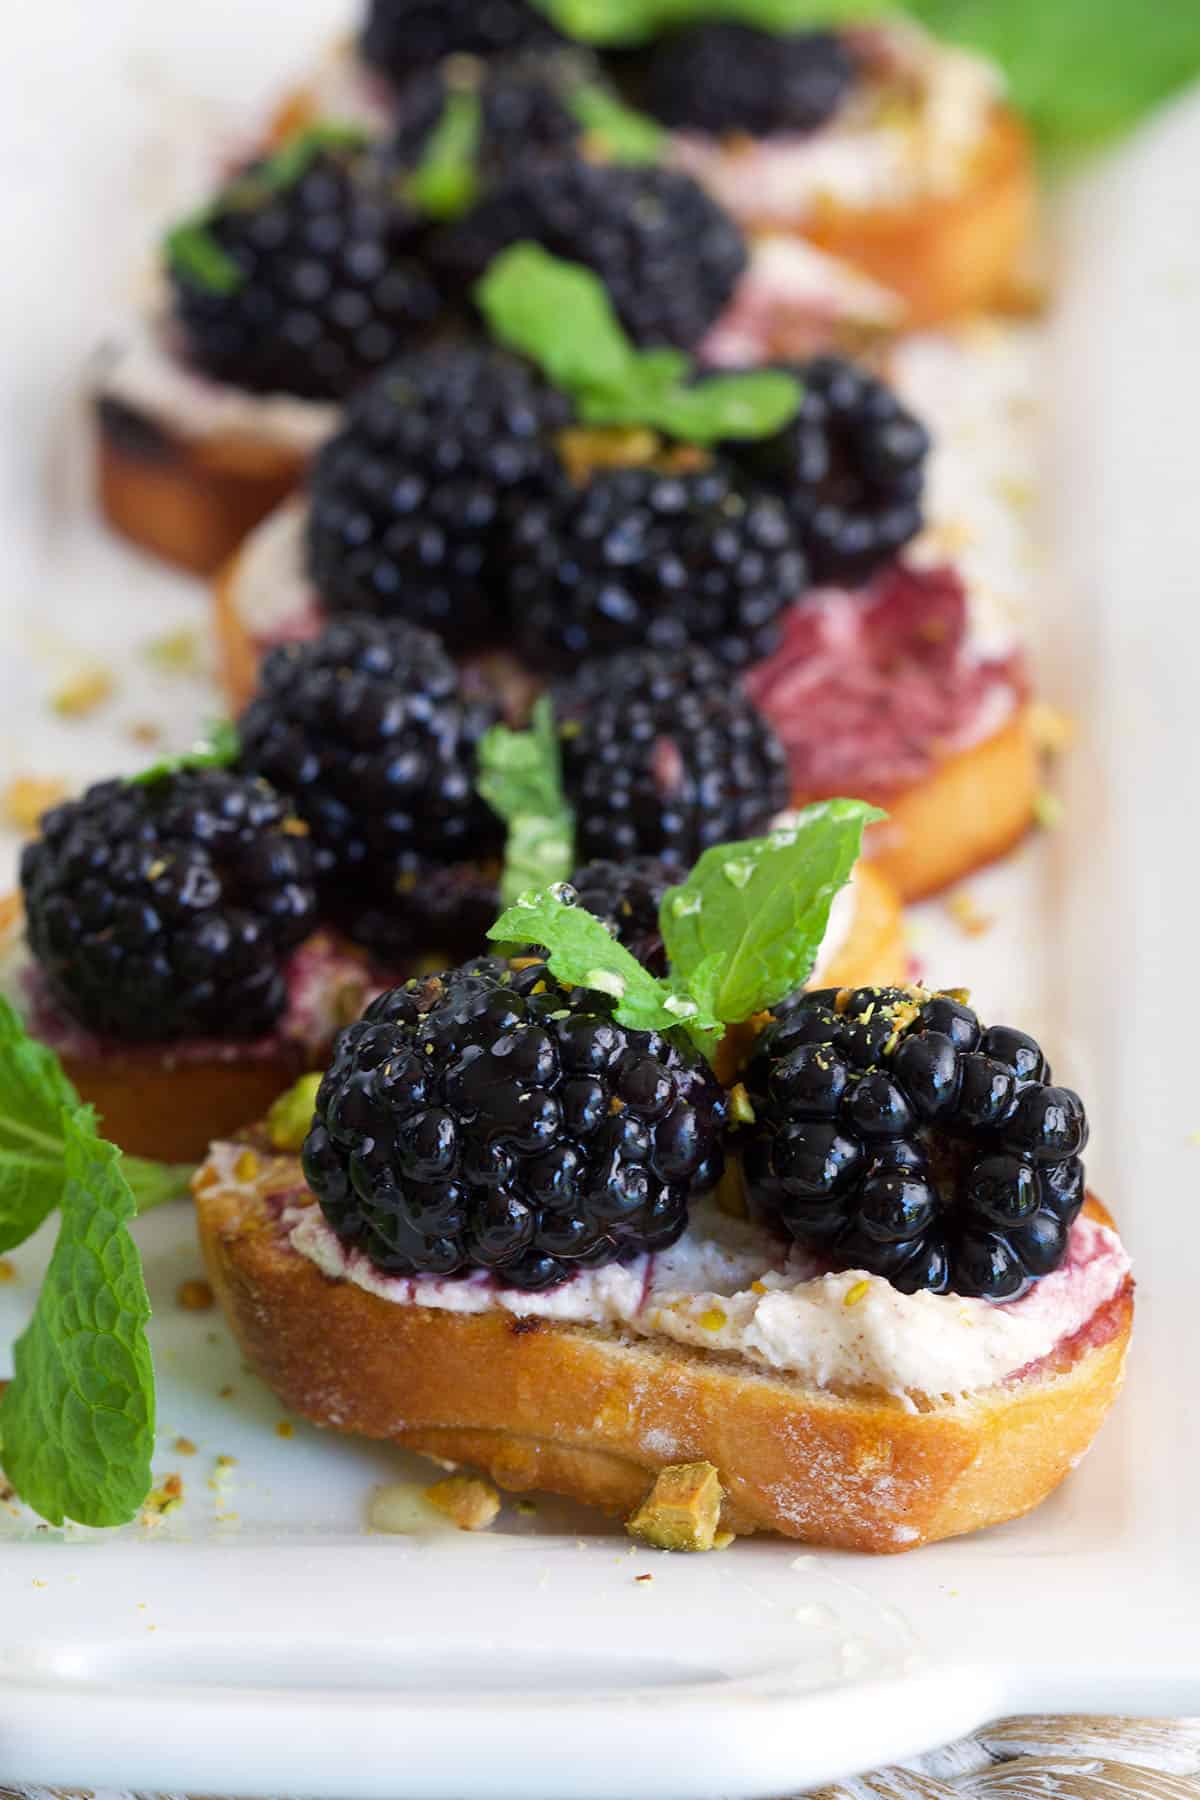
<box><xmin>626</xmin><ymin>1462</ymin><xmax>724</xmax><ymax>1553</ymax></box>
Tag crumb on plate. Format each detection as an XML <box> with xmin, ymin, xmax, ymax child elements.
<box><xmin>424</xmin><ymin>1475</ymin><xmax>502</xmax><ymax>1532</ymax></box>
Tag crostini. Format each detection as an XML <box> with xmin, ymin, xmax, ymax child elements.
<box><xmin>193</xmin><ymin>870</ymin><xmax>1129</xmax><ymax>1553</ymax></box>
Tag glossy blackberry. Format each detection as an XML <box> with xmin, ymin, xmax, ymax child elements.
<box><xmin>362</xmin><ymin>0</ymin><xmax>562</xmax><ymax>85</ymax></box>
<box><xmin>434</xmin><ymin>158</ymin><xmax>748</xmax><ymax>350</ymax></box>
<box><xmin>168</xmin><ymin>140</ymin><xmax>440</xmax><ymax>402</ymax></box>
<box><xmin>645</xmin><ymin>25</ymin><xmax>856</xmax><ymax>137</ymax></box>
<box><xmin>558</xmin><ymin>647</ymin><xmax>790</xmax><ymax>868</ymax></box>
<box><xmin>306</xmin><ymin>347</ymin><xmax>571</xmax><ymax>649</ymax></box>
<box><xmin>302</xmin><ymin>955</ymin><xmax>728</xmax><ymax>1287</ymax></box>
<box><xmin>20</xmin><ymin>770</ymin><xmax>318</xmax><ymax>1043</ymax></box>
<box><xmin>570</xmin><ymin>856</ymin><xmax>676</xmax><ymax>974</ymax></box>
<box><xmin>390</xmin><ymin>49</ymin><xmax>590</xmax><ymax>180</ymax></box>
<box><xmin>237</xmin><ymin>617</ymin><xmax>502</xmax><ymax>962</ymax></box>
<box><xmin>742</xmin><ymin>987</ymin><xmax>1089</xmax><ymax>1300</ymax></box>
<box><xmin>508</xmin><ymin>462</ymin><xmax>807</xmax><ymax>671</ymax></box>
<box><xmin>730</xmin><ymin>356</ymin><xmax>930</xmax><ymax>586</ymax></box>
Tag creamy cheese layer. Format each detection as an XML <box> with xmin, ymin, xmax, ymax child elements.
<box><xmin>95</xmin><ymin>316</ymin><xmax>340</xmax><ymax>454</ymax></box>
<box><xmin>253</xmin><ymin>1164</ymin><xmax>1129</xmax><ymax>1408</ymax></box>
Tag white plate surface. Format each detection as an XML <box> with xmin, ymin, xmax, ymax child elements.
<box><xmin>0</xmin><ymin>6</ymin><xmax>1198</xmax><ymax>1795</ymax></box>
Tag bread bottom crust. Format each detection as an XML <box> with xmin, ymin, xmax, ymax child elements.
<box><xmin>95</xmin><ymin>401</ymin><xmax>305</xmax><ymax>577</ymax></box>
<box><xmin>195</xmin><ymin>1163</ymin><xmax>1131</xmax><ymax>1553</ymax></box>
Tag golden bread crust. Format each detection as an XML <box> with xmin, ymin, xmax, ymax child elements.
<box><xmin>95</xmin><ymin>401</ymin><xmax>306</xmax><ymax>577</ymax></box>
<box><xmin>855</xmin><ymin>706</ymin><xmax>1038</xmax><ymax>902</ymax></box>
<box><xmin>194</xmin><ymin>1160</ymin><xmax>1131</xmax><ymax>1553</ymax></box>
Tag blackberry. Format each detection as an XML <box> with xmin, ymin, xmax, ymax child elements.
<box><xmin>742</xmin><ymin>988</ymin><xmax>1089</xmax><ymax>1301</ymax></box>
<box><xmin>558</xmin><ymin>647</ymin><xmax>790</xmax><ymax>867</ymax></box>
<box><xmin>390</xmin><ymin>49</ymin><xmax>590</xmax><ymax>181</ymax></box>
<box><xmin>305</xmin><ymin>347</ymin><xmax>571</xmax><ymax>649</ymax></box>
<box><xmin>569</xmin><ymin>856</ymin><xmax>676</xmax><ymax>974</ymax></box>
<box><xmin>237</xmin><ymin>616</ymin><xmax>502</xmax><ymax>962</ymax></box>
<box><xmin>362</xmin><ymin>0</ymin><xmax>562</xmax><ymax>86</ymax></box>
<box><xmin>434</xmin><ymin>158</ymin><xmax>748</xmax><ymax>350</ymax></box>
<box><xmin>168</xmin><ymin>138</ymin><xmax>440</xmax><ymax>402</ymax></box>
<box><xmin>645</xmin><ymin>26</ymin><xmax>856</xmax><ymax>137</ymax></box>
<box><xmin>507</xmin><ymin>462</ymin><xmax>807</xmax><ymax>671</ymax></box>
<box><xmin>303</xmin><ymin>955</ymin><xmax>728</xmax><ymax>1287</ymax></box>
<box><xmin>20</xmin><ymin>770</ymin><xmax>318</xmax><ymax>1043</ymax></box>
<box><xmin>730</xmin><ymin>356</ymin><xmax>930</xmax><ymax>586</ymax></box>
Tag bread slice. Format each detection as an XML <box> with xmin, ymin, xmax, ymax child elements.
<box><xmin>213</xmin><ymin>513</ymin><xmax>1033</xmax><ymax>904</ymax></box>
<box><xmin>797</xmin><ymin>108</ymin><xmax>1035</xmax><ymax>329</ymax></box>
<box><xmin>837</xmin><ymin>705</ymin><xmax>1039</xmax><ymax>903</ymax></box>
<box><xmin>194</xmin><ymin>1151</ymin><xmax>1131</xmax><ymax>1552</ymax></box>
<box><xmin>0</xmin><ymin>899</ymin><xmax>370</xmax><ymax>1162</ymax></box>
<box><xmin>95</xmin><ymin>395</ymin><xmax>308</xmax><ymax>577</ymax></box>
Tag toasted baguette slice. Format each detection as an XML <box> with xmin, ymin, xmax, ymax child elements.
<box><xmin>95</xmin><ymin>395</ymin><xmax>308</xmax><ymax>577</ymax></box>
<box><xmin>826</xmin><ymin>704</ymin><xmax>1039</xmax><ymax>904</ymax></box>
<box><xmin>194</xmin><ymin>1155</ymin><xmax>1130</xmax><ymax>1553</ymax></box>
<box><xmin>793</xmin><ymin>108</ymin><xmax>1035</xmax><ymax>328</ymax></box>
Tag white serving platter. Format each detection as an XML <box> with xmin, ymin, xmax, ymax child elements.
<box><xmin>0</xmin><ymin>5</ymin><xmax>1198</xmax><ymax>1795</ymax></box>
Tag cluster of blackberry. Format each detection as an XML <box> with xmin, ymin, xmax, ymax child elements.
<box><xmin>303</xmin><ymin>956</ymin><xmax>729</xmax><ymax>1289</ymax></box>
<box><xmin>58</xmin><ymin>7</ymin><xmax>1092</xmax><ymax>1315</ymax></box>
<box><xmin>170</xmin><ymin>114</ymin><xmax>749</xmax><ymax>401</ymax></box>
<box><xmin>742</xmin><ymin>989</ymin><xmax>1088</xmax><ymax>1300</ymax></box>
<box><xmin>303</xmin><ymin>345</ymin><xmax>927</xmax><ymax>672</ymax></box>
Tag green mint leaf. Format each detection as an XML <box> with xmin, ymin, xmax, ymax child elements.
<box><xmin>130</xmin><ymin>719</ymin><xmax>239</xmax><ymax>787</ymax></box>
<box><xmin>532</xmin><ymin>0</ymin><xmax>879</xmax><ymax>45</ymax></box>
<box><xmin>660</xmin><ymin>800</ymin><xmax>885</xmax><ymax>1023</ymax></box>
<box><xmin>0</xmin><ymin>1109</ymin><xmax>155</xmax><ymax>1528</ymax></box>
<box><xmin>0</xmin><ymin>997</ymin><xmax>80</xmax><ymax>1253</ymax></box>
<box><xmin>406</xmin><ymin>89</ymin><xmax>483</xmax><ymax>221</ymax></box>
<box><xmin>567</xmin><ymin>83</ymin><xmax>666</xmax><ymax>161</ymax></box>
<box><xmin>476</xmin><ymin>242</ymin><xmax>640</xmax><ymax>400</ymax></box>
<box><xmin>488</xmin><ymin>891</ymin><xmax>721</xmax><ymax>1051</ymax></box>
<box><xmin>478</xmin><ymin>698</ymin><xmax>577</xmax><ymax>906</ymax></box>
<box><xmin>478</xmin><ymin>246</ymin><xmax>801</xmax><ymax>443</ymax></box>
<box><xmin>580</xmin><ymin>367</ymin><xmax>803</xmax><ymax>444</ymax></box>
<box><xmin>0</xmin><ymin>998</ymin><xmax>189</xmax><ymax>1248</ymax></box>
<box><xmin>908</xmin><ymin>0</ymin><xmax>1200</xmax><ymax>150</ymax></box>
<box><xmin>163</xmin><ymin>220</ymin><xmax>242</xmax><ymax>296</ymax></box>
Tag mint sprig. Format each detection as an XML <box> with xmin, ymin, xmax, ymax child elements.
<box><xmin>532</xmin><ymin>0</ymin><xmax>876</xmax><ymax>45</ymax></box>
<box><xmin>0</xmin><ymin>997</ymin><xmax>191</xmax><ymax>1527</ymax></box>
<box><xmin>661</xmin><ymin>800</ymin><xmax>884</xmax><ymax>1022</ymax></box>
<box><xmin>476</xmin><ymin>244</ymin><xmax>802</xmax><ymax>445</ymax></box>
<box><xmin>406</xmin><ymin>89</ymin><xmax>483</xmax><ymax>221</ymax></box>
<box><xmin>129</xmin><ymin>720</ymin><xmax>239</xmax><ymax>787</ymax></box>
<box><xmin>488</xmin><ymin>799</ymin><xmax>881</xmax><ymax>1060</ymax></box>
<box><xmin>490</xmin><ymin>890</ymin><xmax>722</xmax><ymax>1054</ymax></box>
<box><xmin>478</xmin><ymin>698</ymin><xmax>576</xmax><ymax>905</ymax></box>
<box><xmin>0</xmin><ymin>1111</ymin><xmax>154</xmax><ymax>1529</ymax></box>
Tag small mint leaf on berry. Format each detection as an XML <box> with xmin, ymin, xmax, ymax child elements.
<box><xmin>660</xmin><ymin>799</ymin><xmax>885</xmax><ymax>1024</ymax></box>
